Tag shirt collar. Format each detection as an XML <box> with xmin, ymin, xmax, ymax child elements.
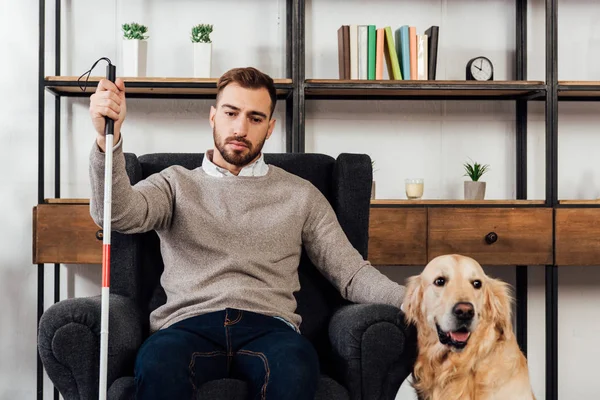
<box><xmin>202</xmin><ymin>149</ymin><xmax>269</xmax><ymax>177</ymax></box>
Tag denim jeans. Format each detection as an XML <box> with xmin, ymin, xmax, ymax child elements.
<box><xmin>134</xmin><ymin>308</ymin><xmax>320</xmax><ymax>400</ymax></box>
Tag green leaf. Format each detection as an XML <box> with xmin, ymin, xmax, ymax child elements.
<box><xmin>191</xmin><ymin>24</ymin><xmax>213</xmax><ymax>43</ymax></box>
<box><xmin>122</xmin><ymin>22</ymin><xmax>149</xmax><ymax>40</ymax></box>
<box><xmin>463</xmin><ymin>158</ymin><xmax>490</xmax><ymax>181</ymax></box>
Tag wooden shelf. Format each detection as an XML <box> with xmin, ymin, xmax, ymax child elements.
<box><xmin>45</xmin><ymin>76</ymin><xmax>294</xmax><ymax>99</ymax></box>
<box><xmin>44</xmin><ymin>198</ymin><xmax>89</xmax><ymax>204</ymax></box>
<box><xmin>558</xmin><ymin>199</ymin><xmax>600</xmax><ymax>205</ymax></box>
<box><xmin>304</xmin><ymin>80</ymin><xmax>546</xmax><ymax>100</ymax></box>
<box><xmin>558</xmin><ymin>81</ymin><xmax>600</xmax><ymax>100</ymax></box>
<box><xmin>47</xmin><ymin>198</ymin><xmax>546</xmax><ymax>206</ymax></box>
<box><xmin>371</xmin><ymin>199</ymin><xmax>546</xmax><ymax>206</ymax></box>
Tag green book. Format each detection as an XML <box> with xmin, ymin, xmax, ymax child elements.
<box><xmin>367</xmin><ymin>25</ymin><xmax>376</xmax><ymax>80</ymax></box>
<box><xmin>383</xmin><ymin>26</ymin><xmax>402</xmax><ymax>80</ymax></box>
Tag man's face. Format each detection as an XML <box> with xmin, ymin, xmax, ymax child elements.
<box><xmin>209</xmin><ymin>83</ymin><xmax>276</xmax><ymax>169</ymax></box>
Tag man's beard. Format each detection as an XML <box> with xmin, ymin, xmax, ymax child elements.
<box><xmin>214</xmin><ymin>126</ymin><xmax>267</xmax><ymax>167</ymax></box>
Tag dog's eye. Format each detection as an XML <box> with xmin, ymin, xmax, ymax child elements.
<box><xmin>434</xmin><ymin>277</ymin><xmax>446</xmax><ymax>287</ymax></box>
<box><xmin>472</xmin><ymin>280</ymin><xmax>482</xmax><ymax>289</ymax></box>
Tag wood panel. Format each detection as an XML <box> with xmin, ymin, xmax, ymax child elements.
<box><xmin>558</xmin><ymin>199</ymin><xmax>600</xmax><ymax>205</ymax></box>
<box><xmin>305</xmin><ymin>80</ymin><xmax>545</xmax><ymax>98</ymax></box>
<box><xmin>428</xmin><ymin>208</ymin><xmax>553</xmax><ymax>265</ymax></box>
<box><xmin>558</xmin><ymin>81</ymin><xmax>600</xmax><ymax>98</ymax></box>
<box><xmin>555</xmin><ymin>209</ymin><xmax>600</xmax><ymax>266</ymax></box>
<box><xmin>371</xmin><ymin>199</ymin><xmax>545</xmax><ymax>205</ymax></box>
<box><xmin>368</xmin><ymin>208</ymin><xmax>427</xmax><ymax>265</ymax></box>
<box><xmin>33</xmin><ymin>204</ymin><xmax>102</xmax><ymax>264</ymax></box>
<box><xmin>45</xmin><ymin>76</ymin><xmax>293</xmax><ymax>96</ymax></box>
<box><xmin>44</xmin><ymin>198</ymin><xmax>90</xmax><ymax>204</ymax></box>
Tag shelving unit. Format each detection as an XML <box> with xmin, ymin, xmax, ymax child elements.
<box><xmin>36</xmin><ymin>1</ymin><xmax>600</xmax><ymax>399</ymax></box>
<box><xmin>298</xmin><ymin>0</ymin><xmax>558</xmax><ymax>399</ymax></box>
<box><xmin>36</xmin><ymin>2</ymin><xmax>299</xmax><ymax>399</ymax></box>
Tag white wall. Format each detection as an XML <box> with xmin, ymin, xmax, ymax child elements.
<box><xmin>1</xmin><ymin>0</ymin><xmax>599</xmax><ymax>398</ymax></box>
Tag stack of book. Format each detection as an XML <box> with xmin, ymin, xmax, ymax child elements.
<box><xmin>337</xmin><ymin>25</ymin><xmax>439</xmax><ymax>81</ymax></box>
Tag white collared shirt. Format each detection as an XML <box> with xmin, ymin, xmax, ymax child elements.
<box><xmin>202</xmin><ymin>149</ymin><xmax>269</xmax><ymax>177</ymax></box>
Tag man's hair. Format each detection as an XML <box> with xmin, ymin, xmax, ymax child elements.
<box><xmin>216</xmin><ymin>67</ymin><xmax>277</xmax><ymax>118</ymax></box>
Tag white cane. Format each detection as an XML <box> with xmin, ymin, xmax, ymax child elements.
<box><xmin>77</xmin><ymin>57</ymin><xmax>117</xmax><ymax>400</ymax></box>
<box><xmin>99</xmin><ymin>61</ymin><xmax>116</xmax><ymax>400</ymax></box>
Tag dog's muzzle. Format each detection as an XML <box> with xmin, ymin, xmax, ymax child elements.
<box><xmin>436</xmin><ymin>303</ymin><xmax>475</xmax><ymax>349</ymax></box>
<box><xmin>436</xmin><ymin>324</ymin><xmax>471</xmax><ymax>349</ymax></box>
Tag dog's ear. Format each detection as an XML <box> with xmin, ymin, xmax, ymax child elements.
<box><xmin>484</xmin><ymin>277</ymin><xmax>514</xmax><ymax>336</ymax></box>
<box><xmin>403</xmin><ymin>274</ymin><xmax>424</xmax><ymax>325</ymax></box>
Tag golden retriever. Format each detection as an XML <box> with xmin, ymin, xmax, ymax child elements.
<box><xmin>403</xmin><ymin>254</ymin><xmax>535</xmax><ymax>400</ymax></box>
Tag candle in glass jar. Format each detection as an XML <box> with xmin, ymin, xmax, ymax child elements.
<box><xmin>405</xmin><ymin>178</ymin><xmax>424</xmax><ymax>199</ymax></box>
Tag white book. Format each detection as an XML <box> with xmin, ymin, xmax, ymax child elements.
<box><xmin>349</xmin><ymin>24</ymin><xmax>358</xmax><ymax>79</ymax></box>
<box><xmin>358</xmin><ymin>25</ymin><xmax>368</xmax><ymax>80</ymax></box>
<box><xmin>417</xmin><ymin>34</ymin><xmax>428</xmax><ymax>80</ymax></box>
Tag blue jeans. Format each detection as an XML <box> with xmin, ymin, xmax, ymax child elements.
<box><xmin>134</xmin><ymin>308</ymin><xmax>319</xmax><ymax>399</ymax></box>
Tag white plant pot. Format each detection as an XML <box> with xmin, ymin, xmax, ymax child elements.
<box><xmin>193</xmin><ymin>42</ymin><xmax>212</xmax><ymax>78</ymax></box>
<box><xmin>464</xmin><ymin>181</ymin><xmax>486</xmax><ymax>200</ymax></box>
<box><xmin>122</xmin><ymin>39</ymin><xmax>147</xmax><ymax>77</ymax></box>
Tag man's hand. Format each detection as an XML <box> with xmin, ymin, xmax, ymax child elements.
<box><xmin>90</xmin><ymin>78</ymin><xmax>126</xmax><ymax>152</ymax></box>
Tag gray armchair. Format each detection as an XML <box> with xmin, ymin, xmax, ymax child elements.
<box><xmin>38</xmin><ymin>152</ymin><xmax>416</xmax><ymax>400</ymax></box>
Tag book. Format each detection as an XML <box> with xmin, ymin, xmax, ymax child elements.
<box><xmin>337</xmin><ymin>25</ymin><xmax>350</xmax><ymax>79</ymax></box>
<box><xmin>376</xmin><ymin>28</ymin><xmax>384</xmax><ymax>79</ymax></box>
<box><xmin>350</xmin><ymin>24</ymin><xmax>358</xmax><ymax>79</ymax></box>
<box><xmin>358</xmin><ymin>25</ymin><xmax>368</xmax><ymax>80</ymax></box>
<box><xmin>417</xmin><ymin>34</ymin><xmax>428</xmax><ymax>80</ymax></box>
<box><xmin>425</xmin><ymin>25</ymin><xmax>439</xmax><ymax>80</ymax></box>
<box><xmin>409</xmin><ymin>26</ymin><xmax>417</xmax><ymax>80</ymax></box>
<box><xmin>367</xmin><ymin>25</ymin><xmax>376</xmax><ymax>80</ymax></box>
<box><xmin>383</xmin><ymin>26</ymin><xmax>402</xmax><ymax>80</ymax></box>
<box><xmin>396</xmin><ymin>25</ymin><xmax>410</xmax><ymax>81</ymax></box>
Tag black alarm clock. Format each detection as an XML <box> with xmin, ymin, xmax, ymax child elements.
<box><xmin>466</xmin><ymin>56</ymin><xmax>493</xmax><ymax>81</ymax></box>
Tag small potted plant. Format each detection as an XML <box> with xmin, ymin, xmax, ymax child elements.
<box><xmin>191</xmin><ymin>24</ymin><xmax>214</xmax><ymax>77</ymax></box>
<box><xmin>463</xmin><ymin>158</ymin><xmax>489</xmax><ymax>200</ymax></box>
<box><xmin>121</xmin><ymin>22</ymin><xmax>149</xmax><ymax>77</ymax></box>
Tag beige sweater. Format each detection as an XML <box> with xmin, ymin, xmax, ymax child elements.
<box><xmin>89</xmin><ymin>141</ymin><xmax>405</xmax><ymax>332</ymax></box>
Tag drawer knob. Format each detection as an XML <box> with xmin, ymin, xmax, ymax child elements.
<box><xmin>485</xmin><ymin>232</ymin><xmax>498</xmax><ymax>244</ymax></box>
<box><xmin>96</xmin><ymin>230</ymin><xmax>103</xmax><ymax>241</ymax></box>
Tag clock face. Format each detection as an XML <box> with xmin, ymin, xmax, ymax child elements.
<box><xmin>470</xmin><ymin>57</ymin><xmax>493</xmax><ymax>81</ymax></box>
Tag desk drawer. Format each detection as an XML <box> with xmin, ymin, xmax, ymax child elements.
<box><xmin>428</xmin><ymin>208</ymin><xmax>553</xmax><ymax>265</ymax></box>
<box><xmin>556</xmin><ymin>209</ymin><xmax>600</xmax><ymax>266</ymax></box>
<box><xmin>33</xmin><ymin>204</ymin><xmax>102</xmax><ymax>264</ymax></box>
<box><xmin>368</xmin><ymin>208</ymin><xmax>427</xmax><ymax>265</ymax></box>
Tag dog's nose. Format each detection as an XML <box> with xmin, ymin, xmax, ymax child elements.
<box><xmin>453</xmin><ymin>302</ymin><xmax>474</xmax><ymax>321</ymax></box>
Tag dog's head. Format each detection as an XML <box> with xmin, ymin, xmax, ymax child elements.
<box><xmin>403</xmin><ymin>254</ymin><xmax>513</xmax><ymax>352</ymax></box>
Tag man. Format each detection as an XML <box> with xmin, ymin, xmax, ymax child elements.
<box><xmin>89</xmin><ymin>67</ymin><xmax>406</xmax><ymax>399</ymax></box>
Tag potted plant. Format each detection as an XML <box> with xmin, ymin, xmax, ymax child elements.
<box><xmin>121</xmin><ymin>22</ymin><xmax>149</xmax><ymax>77</ymax></box>
<box><xmin>463</xmin><ymin>158</ymin><xmax>489</xmax><ymax>200</ymax></box>
<box><xmin>191</xmin><ymin>24</ymin><xmax>213</xmax><ymax>77</ymax></box>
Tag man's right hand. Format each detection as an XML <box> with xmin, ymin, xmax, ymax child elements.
<box><xmin>90</xmin><ymin>78</ymin><xmax>127</xmax><ymax>152</ymax></box>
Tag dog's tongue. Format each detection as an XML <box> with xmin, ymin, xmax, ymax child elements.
<box><xmin>449</xmin><ymin>331</ymin><xmax>470</xmax><ymax>342</ymax></box>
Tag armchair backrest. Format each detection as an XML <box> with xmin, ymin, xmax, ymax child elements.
<box><xmin>110</xmin><ymin>152</ymin><xmax>372</xmax><ymax>354</ymax></box>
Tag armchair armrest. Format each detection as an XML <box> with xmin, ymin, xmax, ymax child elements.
<box><xmin>328</xmin><ymin>303</ymin><xmax>417</xmax><ymax>400</ymax></box>
<box><xmin>38</xmin><ymin>294</ymin><xmax>143</xmax><ymax>400</ymax></box>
